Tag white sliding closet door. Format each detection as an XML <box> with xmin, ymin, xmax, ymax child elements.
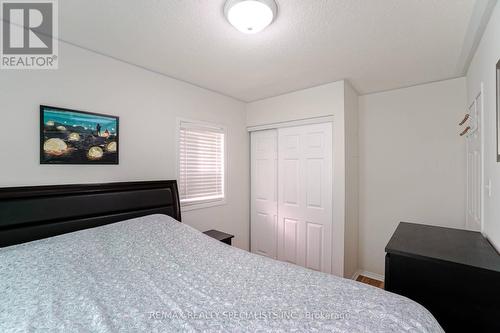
<box><xmin>251</xmin><ymin>130</ymin><xmax>278</xmax><ymax>258</ymax></box>
<box><xmin>277</xmin><ymin>123</ymin><xmax>333</xmax><ymax>273</ymax></box>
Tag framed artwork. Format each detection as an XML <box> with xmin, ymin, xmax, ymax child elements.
<box><xmin>40</xmin><ymin>105</ymin><xmax>119</xmax><ymax>164</ymax></box>
<box><xmin>497</xmin><ymin>59</ymin><xmax>500</xmax><ymax>162</ymax></box>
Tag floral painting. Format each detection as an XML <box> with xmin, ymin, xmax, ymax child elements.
<box><xmin>40</xmin><ymin>105</ymin><xmax>119</xmax><ymax>164</ymax></box>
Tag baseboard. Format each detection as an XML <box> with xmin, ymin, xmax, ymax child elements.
<box><xmin>351</xmin><ymin>270</ymin><xmax>361</xmax><ymax>281</ymax></box>
<box><xmin>351</xmin><ymin>269</ymin><xmax>385</xmax><ymax>282</ymax></box>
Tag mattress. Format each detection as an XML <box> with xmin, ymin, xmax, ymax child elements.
<box><xmin>0</xmin><ymin>214</ymin><xmax>443</xmax><ymax>332</ymax></box>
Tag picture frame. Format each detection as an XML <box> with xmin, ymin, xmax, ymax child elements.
<box><xmin>40</xmin><ymin>105</ymin><xmax>119</xmax><ymax>164</ymax></box>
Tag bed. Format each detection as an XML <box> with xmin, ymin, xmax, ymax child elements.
<box><xmin>0</xmin><ymin>181</ymin><xmax>443</xmax><ymax>332</ymax></box>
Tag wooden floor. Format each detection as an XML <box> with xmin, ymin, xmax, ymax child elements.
<box><xmin>356</xmin><ymin>275</ymin><xmax>384</xmax><ymax>289</ymax></box>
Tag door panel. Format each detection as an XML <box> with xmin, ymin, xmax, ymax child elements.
<box><xmin>253</xmin><ymin>212</ymin><xmax>275</xmax><ymax>257</ymax></box>
<box><xmin>277</xmin><ymin>123</ymin><xmax>333</xmax><ymax>273</ymax></box>
<box><xmin>306</xmin><ymin>222</ymin><xmax>323</xmax><ymax>271</ymax></box>
<box><xmin>283</xmin><ymin>159</ymin><xmax>300</xmax><ymax>206</ymax></box>
<box><xmin>283</xmin><ymin>218</ymin><xmax>298</xmax><ymax>264</ymax></box>
<box><xmin>306</xmin><ymin>159</ymin><xmax>323</xmax><ymax>208</ymax></box>
<box><xmin>251</xmin><ymin>130</ymin><xmax>278</xmax><ymax>258</ymax></box>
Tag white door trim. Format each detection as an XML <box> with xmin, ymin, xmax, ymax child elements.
<box><xmin>465</xmin><ymin>83</ymin><xmax>484</xmax><ymax>233</ymax></box>
<box><xmin>247</xmin><ymin>116</ymin><xmax>334</xmax><ymax>132</ymax></box>
<box><xmin>479</xmin><ymin>82</ymin><xmax>485</xmax><ymax>234</ymax></box>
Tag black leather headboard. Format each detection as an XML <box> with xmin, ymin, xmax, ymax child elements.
<box><xmin>0</xmin><ymin>180</ymin><xmax>181</xmax><ymax>247</ymax></box>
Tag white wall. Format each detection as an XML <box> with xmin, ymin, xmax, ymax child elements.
<box><xmin>0</xmin><ymin>42</ymin><xmax>250</xmax><ymax>250</ymax></box>
<box><xmin>466</xmin><ymin>1</ymin><xmax>500</xmax><ymax>251</ymax></box>
<box><xmin>358</xmin><ymin>77</ymin><xmax>467</xmax><ymax>275</ymax></box>
<box><xmin>246</xmin><ymin>81</ymin><xmax>345</xmax><ymax>127</ymax></box>
<box><xmin>246</xmin><ymin>80</ymin><xmax>356</xmax><ymax>277</ymax></box>
<box><xmin>344</xmin><ymin>81</ymin><xmax>359</xmax><ymax>279</ymax></box>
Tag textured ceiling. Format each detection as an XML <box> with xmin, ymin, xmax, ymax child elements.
<box><xmin>59</xmin><ymin>0</ymin><xmax>477</xmax><ymax>101</ymax></box>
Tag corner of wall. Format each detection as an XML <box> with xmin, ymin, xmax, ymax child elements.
<box><xmin>343</xmin><ymin>80</ymin><xmax>360</xmax><ymax>278</ymax></box>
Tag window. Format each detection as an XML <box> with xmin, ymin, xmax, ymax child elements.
<box><xmin>178</xmin><ymin>120</ymin><xmax>225</xmax><ymax>208</ymax></box>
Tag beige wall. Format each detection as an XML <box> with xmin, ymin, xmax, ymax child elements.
<box><xmin>466</xmin><ymin>1</ymin><xmax>500</xmax><ymax>251</ymax></box>
<box><xmin>358</xmin><ymin>77</ymin><xmax>467</xmax><ymax>275</ymax></box>
<box><xmin>0</xmin><ymin>41</ymin><xmax>250</xmax><ymax>250</ymax></box>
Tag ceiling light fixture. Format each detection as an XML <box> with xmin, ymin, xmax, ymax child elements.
<box><xmin>224</xmin><ymin>0</ymin><xmax>277</xmax><ymax>34</ymax></box>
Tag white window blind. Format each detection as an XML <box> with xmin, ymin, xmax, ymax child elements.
<box><xmin>179</xmin><ymin>121</ymin><xmax>225</xmax><ymax>206</ymax></box>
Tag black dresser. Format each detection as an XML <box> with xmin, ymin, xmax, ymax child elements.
<box><xmin>385</xmin><ymin>222</ymin><xmax>500</xmax><ymax>332</ymax></box>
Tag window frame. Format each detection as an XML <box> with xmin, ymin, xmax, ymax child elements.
<box><xmin>176</xmin><ymin>118</ymin><xmax>228</xmax><ymax>211</ymax></box>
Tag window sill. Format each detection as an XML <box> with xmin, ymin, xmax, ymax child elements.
<box><xmin>181</xmin><ymin>199</ymin><xmax>227</xmax><ymax>212</ymax></box>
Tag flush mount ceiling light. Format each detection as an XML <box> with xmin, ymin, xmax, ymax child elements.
<box><xmin>224</xmin><ymin>0</ymin><xmax>278</xmax><ymax>34</ymax></box>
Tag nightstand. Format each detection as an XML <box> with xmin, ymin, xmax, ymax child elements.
<box><xmin>203</xmin><ymin>229</ymin><xmax>234</xmax><ymax>245</ymax></box>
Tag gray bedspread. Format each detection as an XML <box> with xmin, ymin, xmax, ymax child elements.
<box><xmin>0</xmin><ymin>214</ymin><xmax>443</xmax><ymax>332</ymax></box>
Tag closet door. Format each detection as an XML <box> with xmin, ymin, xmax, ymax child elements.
<box><xmin>277</xmin><ymin>123</ymin><xmax>333</xmax><ymax>273</ymax></box>
<box><xmin>251</xmin><ymin>130</ymin><xmax>278</xmax><ymax>258</ymax></box>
